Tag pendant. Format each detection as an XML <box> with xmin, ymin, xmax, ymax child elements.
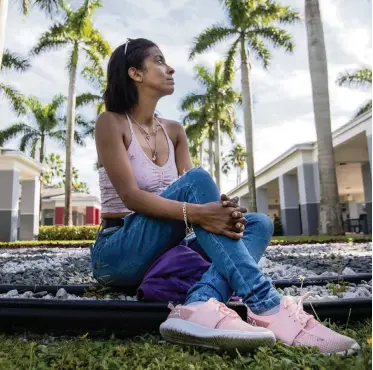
<box><xmin>146</xmin><ymin>134</ymin><xmax>150</xmax><ymax>140</ymax></box>
<box><xmin>152</xmin><ymin>154</ymin><xmax>156</xmax><ymax>161</ymax></box>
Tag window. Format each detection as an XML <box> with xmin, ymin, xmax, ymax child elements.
<box><xmin>43</xmin><ymin>209</ymin><xmax>54</xmax><ymax>225</ymax></box>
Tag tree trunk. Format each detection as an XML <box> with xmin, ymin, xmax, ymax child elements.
<box><xmin>305</xmin><ymin>0</ymin><xmax>343</xmax><ymax>235</ymax></box>
<box><xmin>208</xmin><ymin>138</ymin><xmax>214</xmax><ymax>177</ymax></box>
<box><xmin>237</xmin><ymin>167</ymin><xmax>241</xmax><ymax>186</ymax></box>
<box><xmin>39</xmin><ymin>134</ymin><xmax>45</xmax><ymax>224</ymax></box>
<box><xmin>214</xmin><ymin>120</ymin><xmax>221</xmax><ymax>190</ymax></box>
<box><xmin>240</xmin><ymin>37</ymin><xmax>257</xmax><ymax>212</ymax></box>
<box><xmin>64</xmin><ymin>47</ymin><xmax>78</xmax><ymax>226</ymax></box>
<box><xmin>199</xmin><ymin>142</ymin><xmax>203</xmax><ymax>168</ymax></box>
<box><xmin>0</xmin><ymin>0</ymin><xmax>8</xmax><ymax>69</ymax></box>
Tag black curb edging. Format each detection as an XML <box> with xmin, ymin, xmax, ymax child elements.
<box><xmin>0</xmin><ymin>297</ymin><xmax>370</xmax><ymax>338</ymax></box>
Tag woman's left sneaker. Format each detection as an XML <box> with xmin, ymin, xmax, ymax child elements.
<box><xmin>160</xmin><ymin>298</ymin><xmax>276</xmax><ymax>352</ymax></box>
<box><xmin>246</xmin><ymin>293</ymin><xmax>360</xmax><ymax>355</ymax></box>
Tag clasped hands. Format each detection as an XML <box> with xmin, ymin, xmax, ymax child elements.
<box><xmin>220</xmin><ymin>194</ymin><xmax>247</xmax><ymax>233</ymax></box>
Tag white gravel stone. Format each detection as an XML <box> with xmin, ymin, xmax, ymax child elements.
<box><xmin>5</xmin><ymin>289</ymin><xmax>18</xmax><ymax>297</ymax></box>
<box><xmin>342</xmin><ymin>267</ymin><xmax>357</xmax><ymax>275</ymax></box>
<box><xmin>56</xmin><ymin>288</ymin><xmax>68</xmax><ymax>299</ymax></box>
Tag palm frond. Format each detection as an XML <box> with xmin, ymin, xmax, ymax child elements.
<box><xmin>180</xmin><ymin>93</ymin><xmax>205</xmax><ymax>111</ymax></box>
<box><xmin>48</xmin><ymin>94</ymin><xmax>66</xmax><ymax>114</ymax></box>
<box><xmin>336</xmin><ymin>68</ymin><xmax>372</xmax><ymax>88</ymax></box>
<box><xmin>82</xmin><ymin>47</ymin><xmax>104</xmax><ymax>76</ymax></box>
<box><xmin>81</xmin><ymin>64</ymin><xmax>105</xmax><ymax>90</ymax></box>
<box><xmin>247</xmin><ymin>35</ymin><xmax>271</xmax><ymax>68</ymax></box>
<box><xmin>76</xmin><ymin>92</ymin><xmax>102</xmax><ymax>108</ymax></box>
<box><xmin>189</xmin><ymin>24</ymin><xmax>236</xmax><ymax>60</ymax></box>
<box><xmin>251</xmin><ymin>26</ymin><xmax>294</xmax><ymax>52</ymax></box>
<box><xmin>34</xmin><ymin>0</ymin><xmax>62</xmax><ymax>16</ymax></box>
<box><xmin>0</xmin><ymin>83</ymin><xmax>27</xmax><ymax>115</ymax></box>
<box><xmin>19</xmin><ymin>132</ymin><xmax>33</xmax><ymax>152</ymax></box>
<box><xmin>84</xmin><ymin>29</ymin><xmax>112</xmax><ymax>58</ymax></box>
<box><xmin>249</xmin><ymin>1</ymin><xmax>301</xmax><ymax>25</ymax></box>
<box><xmin>30</xmin><ymin>23</ymin><xmax>70</xmax><ymax>55</ymax></box>
<box><xmin>194</xmin><ymin>65</ymin><xmax>214</xmax><ymax>88</ymax></box>
<box><xmin>223</xmin><ymin>37</ymin><xmax>240</xmax><ymax>83</ymax></box>
<box><xmin>2</xmin><ymin>49</ymin><xmax>30</xmax><ymax>72</ymax></box>
<box><xmin>0</xmin><ymin>122</ymin><xmax>34</xmax><ymax>146</ymax></box>
<box><xmin>30</xmin><ymin>137</ymin><xmax>40</xmax><ymax>159</ymax></box>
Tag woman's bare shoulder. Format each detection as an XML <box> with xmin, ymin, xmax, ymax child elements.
<box><xmin>158</xmin><ymin>118</ymin><xmax>184</xmax><ymax>144</ymax></box>
<box><xmin>96</xmin><ymin>111</ymin><xmax>128</xmax><ymax>129</ymax></box>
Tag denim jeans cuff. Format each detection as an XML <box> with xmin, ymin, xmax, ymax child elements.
<box><xmin>248</xmin><ymin>294</ymin><xmax>282</xmax><ymax>315</ymax></box>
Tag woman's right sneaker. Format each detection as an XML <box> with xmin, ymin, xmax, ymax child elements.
<box><xmin>160</xmin><ymin>298</ymin><xmax>276</xmax><ymax>352</ymax></box>
<box><xmin>247</xmin><ymin>293</ymin><xmax>360</xmax><ymax>355</ymax></box>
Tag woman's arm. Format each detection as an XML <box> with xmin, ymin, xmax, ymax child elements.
<box><xmin>95</xmin><ymin>112</ymin><xmax>201</xmax><ymax>223</ymax></box>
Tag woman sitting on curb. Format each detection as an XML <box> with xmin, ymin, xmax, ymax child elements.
<box><xmin>92</xmin><ymin>37</ymin><xmax>360</xmax><ymax>355</ymax></box>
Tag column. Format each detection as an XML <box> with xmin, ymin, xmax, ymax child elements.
<box><xmin>297</xmin><ymin>163</ymin><xmax>319</xmax><ymax>235</ymax></box>
<box><xmin>0</xmin><ymin>169</ymin><xmax>20</xmax><ymax>241</ymax></box>
<box><xmin>279</xmin><ymin>173</ymin><xmax>301</xmax><ymax>235</ymax></box>
<box><xmin>54</xmin><ymin>207</ymin><xmax>64</xmax><ymax>225</ymax></box>
<box><xmin>367</xmin><ymin>132</ymin><xmax>372</xmax><ymax>171</ymax></box>
<box><xmin>362</xmin><ymin>162</ymin><xmax>372</xmax><ymax>233</ymax></box>
<box><xmin>239</xmin><ymin>196</ymin><xmax>249</xmax><ymax>211</ymax></box>
<box><xmin>347</xmin><ymin>201</ymin><xmax>359</xmax><ymax>219</ymax></box>
<box><xmin>256</xmin><ymin>188</ymin><xmax>268</xmax><ymax>215</ymax></box>
<box><xmin>86</xmin><ymin>206</ymin><xmax>95</xmax><ymax>225</ymax></box>
<box><xmin>19</xmin><ymin>176</ymin><xmax>40</xmax><ymax>240</ymax></box>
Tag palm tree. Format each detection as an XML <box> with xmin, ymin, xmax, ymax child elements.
<box><xmin>183</xmin><ymin>107</ymin><xmax>210</xmax><ymax>169</ymax></box>
<box><xmin>189</xmin><ymin>0</ymin><xmax>300</xmax><ymax>212</ymax></box>
<box><xmin>0</xmin><ymin>0</ymin><xmax>61</xmax><ymax>67</ymax></box>
<box><xmin>181</xmin><ymin>61</ymin><xmax>240</xmax><ymax>190</ymax></box>
<box><xmin>305</xmin><ymin>0</ymin><xmax>343</xmax><ymax>235</ymax></box>
<box><xmin>222</xmin><ymin>143</ymin><xmax>247</xmax><ymax>185</ymax></box>
<box><xmin>336</xmin><ymin>67</ymin><xmax>372</xmax><ymax>118</ymax></box>
<box><xmin>1</xmin><ymin>49</ymin><xmax>30</xmax><ymax>115</ymax></box>
<box><xmin>0</xmin><ymin>94</ymin><xmax>86</xmax><ymax>163</ymax></box>
<box><xmin>31</xmin><ymin>0</ymin><xmax>111</xmax><ymax>225</ymax></box>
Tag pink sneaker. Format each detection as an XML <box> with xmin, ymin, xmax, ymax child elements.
<box><xmin>160</xmin><ymin>298</ymin><xmax>276</xmax><ymax>351</ymax></box>
<box><xmin>247</xmin><ymin>293</ymin><xmax>360</xmax><ymax>355</ymax></box>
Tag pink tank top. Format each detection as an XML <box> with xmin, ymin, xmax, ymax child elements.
<box><xmin>99</xmin><ymin>114</ymin><xmax>179</xmax><ymax>214</ymax></box>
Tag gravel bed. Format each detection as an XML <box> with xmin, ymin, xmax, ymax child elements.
<box><xmin>0</xmin><ymin>242</ymin><xmax>371</xmax><ymax>301</ymax></box>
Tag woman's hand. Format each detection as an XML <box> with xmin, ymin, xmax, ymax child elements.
<box><xmin>221</xmin><ymin>194</ymin><xmax>247</xmax><ymax>234</ymax></box>
<box><xmin>196</xmin><ymin>202</ymin><xmax>247</xmax><ymax>240</ymax></box>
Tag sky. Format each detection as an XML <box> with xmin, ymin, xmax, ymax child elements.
<box><xmin>1</xmin><ymin>0</ymin><xmax>372</xmax><ymax>198</ymax></box>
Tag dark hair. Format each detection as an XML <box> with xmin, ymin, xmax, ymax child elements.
<box><xmin>104</xmin><ymin>38</ymin><xmax>158</xmax><ymax>113</ymax></box>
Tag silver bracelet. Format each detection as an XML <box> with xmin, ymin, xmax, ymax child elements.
<box><xmin>182</xmin><ymin>202</ymin><xmax>193</xmax><ymax>245</ymax></box>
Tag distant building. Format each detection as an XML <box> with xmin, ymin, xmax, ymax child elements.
<box><xmin>0</xmin><ymin>148</ymin><xmax>101</xmax><ymax>242</ymax></box>
<box><xmin>228</xmin><ymin>110</ymin><xmax>372</xmax><ymax>236</ymax></box>
<box><xmin>41</xmin><ymin>186</ymin><xmax>101</xmax><ymax>226</ymax></box>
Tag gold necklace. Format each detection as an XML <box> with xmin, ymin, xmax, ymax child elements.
<box><xmin>129</xmin><ymin>114</ymin><xmax>157</xmax><ymax>140</ymax></box>
<box><xmin>129</xmin><ymin>114</ymin><xmax>159</xmax><ymax>161</ymax></box>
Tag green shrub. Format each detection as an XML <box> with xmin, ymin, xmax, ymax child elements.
<box><xmin>38</xmin><ymin>226</ymin><xmax>99</xmax><ymax>241</ymax></box>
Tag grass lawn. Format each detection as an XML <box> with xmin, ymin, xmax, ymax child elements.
<box><xmin>0</xmin><ymin>321</ymin><xmax>371</xmax><ymax>369</ymax></box>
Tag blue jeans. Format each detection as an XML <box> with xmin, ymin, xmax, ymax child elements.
<box><xmin>90</xmin><ymin>168</ymin><xmax>281</xmax><ymax>314</ymax></box>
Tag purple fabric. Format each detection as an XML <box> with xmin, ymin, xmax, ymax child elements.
<box><xmin>137</xmin><ymin>244</ymin><xmax>241</xmax><ymax>303</ymax></box>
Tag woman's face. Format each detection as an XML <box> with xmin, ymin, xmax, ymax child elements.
<box><xmin>141</xmin><ymin>46</ymin><xmax>175</xmax><ymax>96</ymax></box>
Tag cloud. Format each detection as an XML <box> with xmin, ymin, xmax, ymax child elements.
<box><xmin>1</xmin><ymin>0</ymin><xmax>371</xmax><ymax>199</ymax></box>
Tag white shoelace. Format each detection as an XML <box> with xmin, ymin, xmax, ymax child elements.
<box><xmin>283</xmin><ymin>292</ymin><xmax>313</xmax><ymax>326</ymax></box>
<box><xmin>210</xmin><ymin>298</ymin><xmax>239</xmax><ymax>317</ymax></box>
